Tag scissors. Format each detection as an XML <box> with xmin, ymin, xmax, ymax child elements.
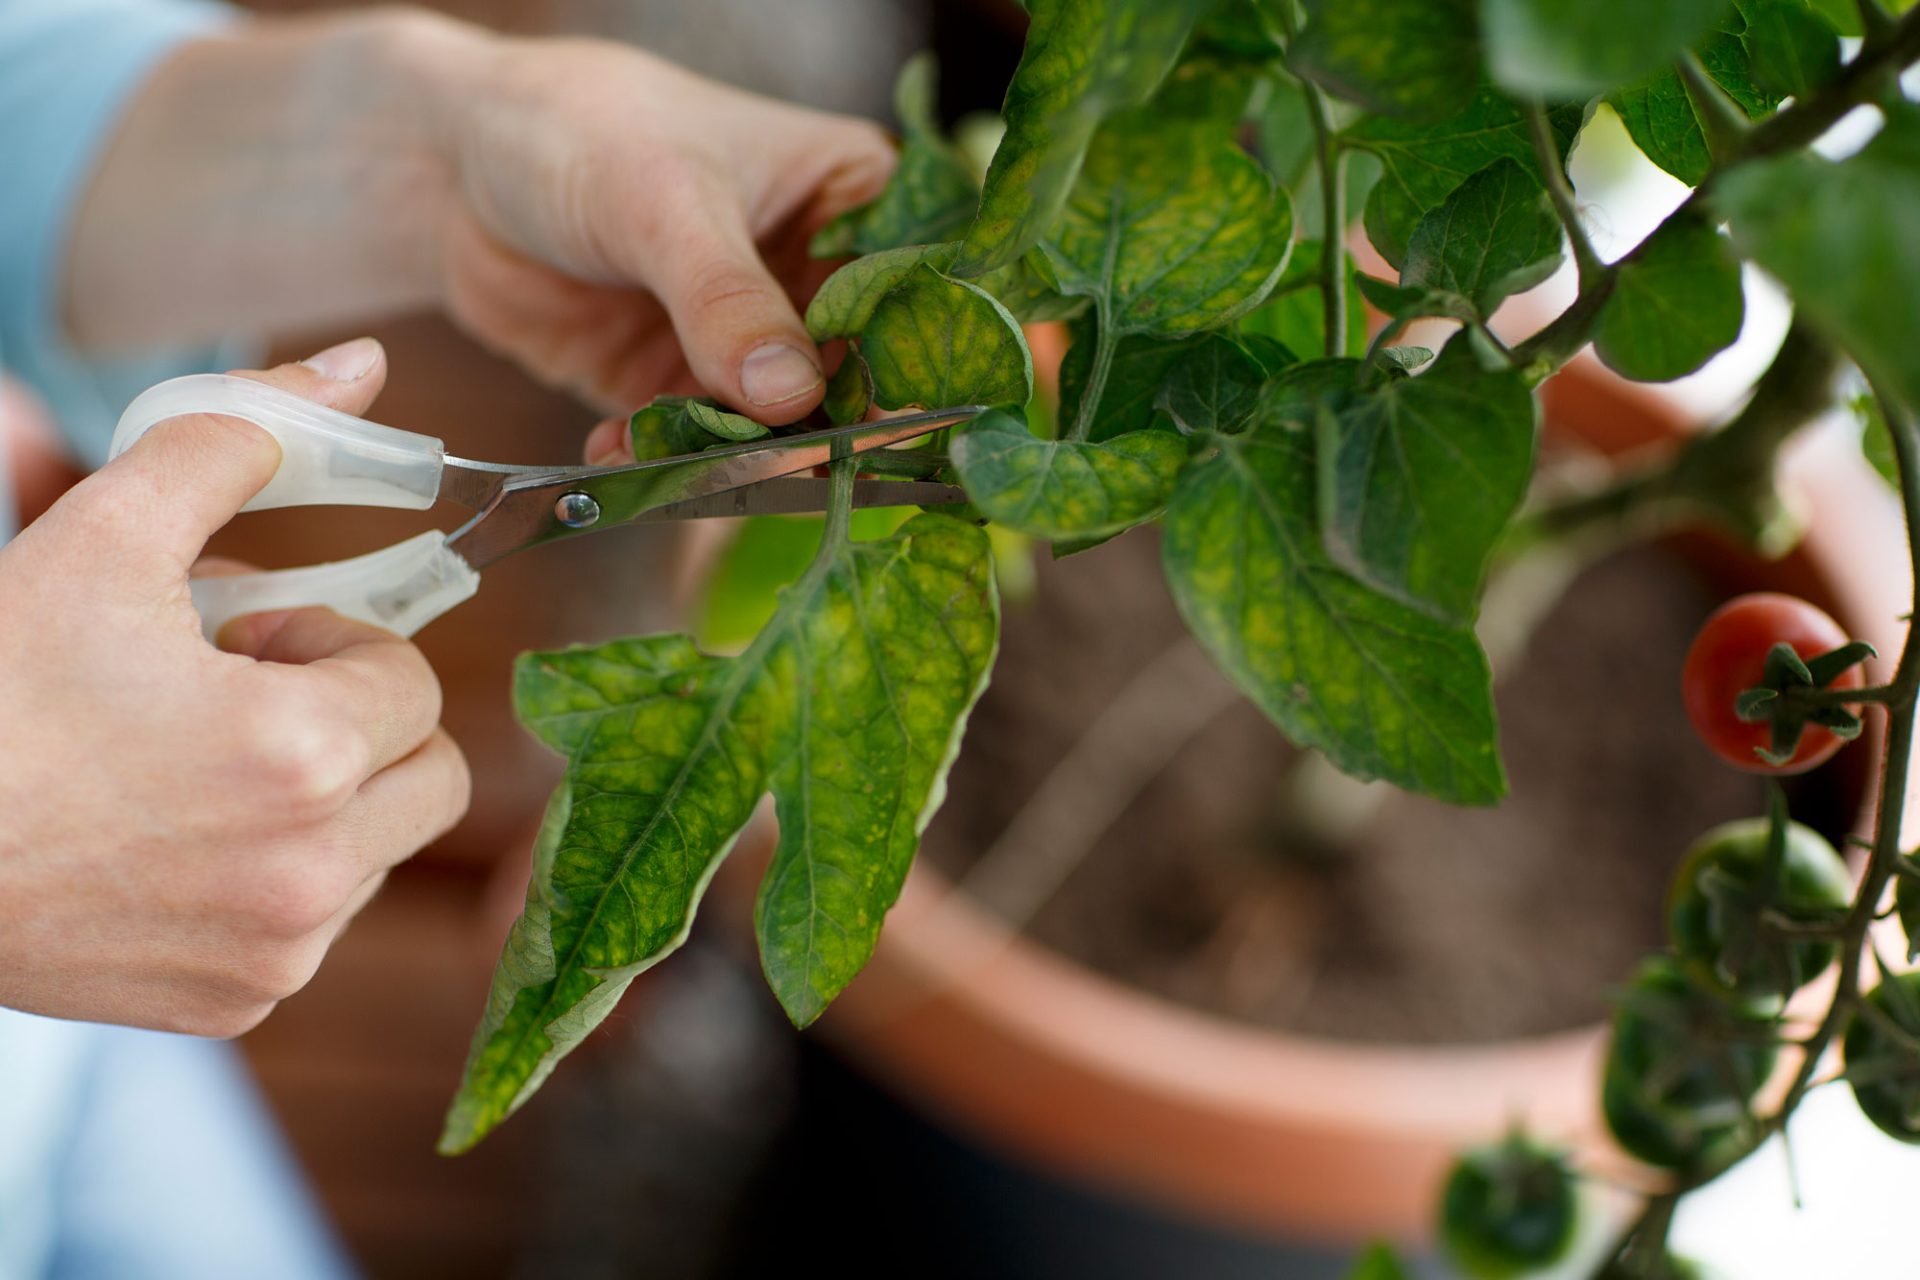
<box><xmin>110</xmin><ymin>374</ymin><xmax>980</xmax><ymax>641</ymax></box>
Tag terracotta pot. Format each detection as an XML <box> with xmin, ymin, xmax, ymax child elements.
<box><xmin>800</xmin><ymin>356</ymin><xmax>1912</xmax><ymax>1249</ymax></box>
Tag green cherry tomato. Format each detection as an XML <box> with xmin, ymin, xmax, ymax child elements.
<box><xmin>1844</xmin><ymin>971</ymin><xmax>1920</xmax><ymax>1143</ymax></box>
<box><xmin>1667</xmin><ymin>817</ymin><xmax>1851</xmax><ymax>1004</ymax></box>
<box><xmin>1602</xmin><ymin>957</ymin><xmax>1778</xmax><ymax>1172</ymax></box>
<box><xmin>1438</xmin><ymin>1136</ymin><xmax>1578</xmax><ymax>1279</ymax></box>
<box><xmin>1681</xmin><ymin>593</ymin><xmax>1861</xmax><ymax>774</ymax></box>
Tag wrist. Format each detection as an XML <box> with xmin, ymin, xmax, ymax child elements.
<box><xmin>66</xmin><ymin>7</ymin><xmax>495</xmax><ymax>349</ymax></box>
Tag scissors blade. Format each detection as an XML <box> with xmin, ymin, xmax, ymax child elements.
<box><xmin>634</xmin><ymin>477</ymin><xmax>969</xmax><ymax>521</ymax></box>
<box><xmin>447</xmin><ymin>406</ymin><xmax>984</xmax><ymax>569</ymax></box>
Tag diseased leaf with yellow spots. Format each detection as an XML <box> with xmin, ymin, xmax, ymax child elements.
<box><xmin>951</xmin><ymin>408</ymin><xmax>1186</xmax><ymax>539</ymax></box>
<box><xmin>807</xmin><ymin>243</ymin><xmax>961</xmax><ymax>342</ymax></box>
<box><xmin>442</xmin><ymin>506</ymin><xmax>999</xmax><ymax>1153</ymax></box>
<box><xmin>1161</xmin><ymin>421</ymin><xmax>1504</xmax><ymax>804</ymax></box>
<box><xmin>811</xmin><ymin>54</ymin><xmax>979</xmax><ymax>258</ymax></box>
<box><xmin>860</xmin><ymin>265</ymin><xmax>1034</xmax><ymax>409</ymax></box>
<box><xmin>1041</xmin><ymin>121</ymin><xmax>1293</xmax><ymax>339</ymax></box>
<box><xmin>953</xmin><ymin>0</ymin><xmax>1213</xmax><ymax>277</ymax></box>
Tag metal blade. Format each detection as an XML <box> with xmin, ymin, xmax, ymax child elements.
<box><xmin>446</xmin><ymin>406</ymin><xmax>983</xmax><ymax>569</ymax></box>
<box><xmin>634</xmin><ymin>477</ymin><xmax>968</xmax><ymax>521</ymax></box>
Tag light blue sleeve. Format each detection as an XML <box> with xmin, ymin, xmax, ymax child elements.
<box><xmin>0</xmin><ymin>0</ymin><xmax>243</xmax><ymax>520</ymax></box>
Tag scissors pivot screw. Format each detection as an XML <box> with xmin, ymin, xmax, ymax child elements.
<box><xmin>554</xmin><ymin>492</ymin><xmax>602</xmax><ymax>529</ymax></box>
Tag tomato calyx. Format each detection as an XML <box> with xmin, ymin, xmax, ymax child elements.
<box><xmin>1733</xmin><ymin>638</ymin><xmax>1876</xmax><ymax>767</ymax></box>
<box><xmin>1669</xmin><ymin>794</ymin><xmax>1850</xmax><ymax>1006</ymax></box>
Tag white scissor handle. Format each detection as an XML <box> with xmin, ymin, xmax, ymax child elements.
<box><xmin>112</xmin><ymin>373</ymin><xmax>447</xmax><ymax>512</ymax></box>
<box><xmin>110</xmin><ymin>374</ymin><xmax>480</xmax><ymax>639</ymax></box>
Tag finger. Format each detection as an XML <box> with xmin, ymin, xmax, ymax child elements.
<box><xmin>235</xmin><ymin>607</ymin><xmax>445</xmax><ymax>776</ymax></box>
<box><xmin>642</xmin><ymin>194</ymin><xmax>825</xmax><ymax>425</ymax></box>
<box><xmin>48</xmin><ymin>339</ymin><xmax>390</xmax><ymax>568</ymax></box>
<box><xmin>331</xmin><ymin>729</ymin><xmax>472</xmax><ymax>885</ymax></box>
<box><xmin>583</xmin><ymin>415</ymin><xmax>630</xmax><ymax>467</ymax></box>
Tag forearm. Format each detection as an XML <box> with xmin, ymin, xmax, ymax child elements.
<box><xmin>64</xmin><ymin>6</ymin><xmax>491</xmax><ymax>352</ymax></box>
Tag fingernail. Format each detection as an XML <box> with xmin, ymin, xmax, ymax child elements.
<box><xmin>740</xmin><ymin>343</ymin><xmax>822</xmax><ymax>406</ymax></box>
<box><xmin>300</xmin><ymin>337</ymin><xmax>381</xmax><ymax>383</ymax></box>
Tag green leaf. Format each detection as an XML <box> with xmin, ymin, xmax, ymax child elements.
<box><xmin>806</xmin><ymin>243</ymin><xmax>960</xmax><ymax>341</ymax></box>
<box><xmin>1157</xmin><ymin>333</ymin><xmax>1272</xmax><ymax>434</ymax></box>
<box><xmin>1291</xmin><ymin>0</ymin><xmax>1481</xmax><ymax>119</ymax></box>
<box><xmin>1161</xmin><ymin>422</ymin><xmax>1505</xmax><ymax>804</ymax></box>
<box><xmin>1241</xmin><ymin>240</ymin><xmax>1371</xmax><ymax>356</ymax></box>
<box><xmin>1737</xmin><ymin>0</ymin><xmax>1842</xmax><ymax>100</ymax></box>
<box><xmin>861</xmin><ymin>264</ymin><xmax>1034</xmax><ymax>409</ymax></box>
<box><xmin>811</xmin><ymin>55</ymin><xmax>977</xmax><ymax>258</ymax></box>
<box><xmin>1609</xmin><ymin>3</ymin><xmax>1838</xmax><ymax>185</ymax></box>
<box><xmin>1191</xmin><ymin>0</ymin><xmax>1286</xmax><ymax>60</ymax></box>
<box><xmin>628</xmin><ymin>396</ymin><xmax>770</xmax><ymax>461</ymax></box>
<box><xmin>1346</xmin><ymin>1243</ymin><xmax>1412</xmax><ymax>1280</ymax></box>
<box><xmin>823</xmin><ymin>354</ymin><xmax>873</xmax><ymax>426</ymax></box>
<box><xmin>1345</xmin><ymin>89</ymin><xmax>1579</xmax><ymax>267</ymax></box>
<box><xmin>1718</xmin><ymin>103</ymin><xmax>1920</xmax><ymax>415</ymax></box>
<box><xmin>951</xmin><ymin>408</ymin><xmax>1186</xmax><ymax>539</ymax></box>
<box><xmin>1608</xmin><ymin>74</ymin><xmax>1720</xmax><ymax>186</ymax></box>
<box><xmin>954</xmin><ymin>0</ymin><xmax>1213</xmax><ymax>276</ymax></box>
<box><xmin>1400</xmin><ymin>157</ymin><xmax>1564</xmax><ymax>319</ymax></box>
<box><xmin>442</xmin><ymin>510</ymin><xmax>999</xmax><ymax>1152</ymax></box>
<box><xmin>1041</xmin><ymin>120</ymin><xmax>1293</xmax><ymax>337</ymax></box>
<box><xmin>1059</xmin><ymin>329</ymin><xmax>1200</xmax><ymax>441</ymax></box>
<box><xmin>1315</xmin><ymin>340</ymin><xmax>1537</xmax><ymax>622</ymax></box>
<box><xmin>1854</xmin><ymin>391</ymin><xmax>1899</xmax><ymax>490</ymax></box>
<box><xmin>1594</xmin><ymin>209</ymin><xmax>1744</xmax><ymax>382</ymax></box>
<box><xmin>1371</xmin><ymin>345</ymin><xmax>1436</xmax><ymax>375</ymax></box>
<box><xmin>1480</xmin><ymin>0</ymin><xmax>1732</xmax><ymax>99</ymax></box>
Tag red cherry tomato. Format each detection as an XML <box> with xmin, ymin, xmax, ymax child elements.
<box><xmin>1682</xmin><ymin>593</ymin><xmax>1861</xmax><ymax>774</ymax></box>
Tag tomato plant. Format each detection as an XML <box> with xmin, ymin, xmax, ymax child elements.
<box><xmin>438</xmin><ymin>10</ymin><xmax>1920</xmax><ymax>1271</ymax></box>
<box><xmin>1682</xmin><ymin>593</ymin><xmax>1865</xmax><ymax>774</ymax></box>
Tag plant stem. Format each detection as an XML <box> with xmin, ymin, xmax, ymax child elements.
<box><xmin>1067</xmin><ymin>311</ymin><xmax>1119</xmax><ymax>443</ymax></box>
<box><xmin>1511</xmin><ymin>322</ymin><xmax>1840</xmax><ymax>555</ymax></box>
<box><xmin>1675</xmin><ymin>51</ymin><xmax>1751</xmax><ymax>162</ymax></box>
<box><xmin>1517</xmin><ymin>7</ymin><xmax>1920</xmax><ymax>376</ymax></box>
<box><xmin>1299</xmin><ymin>78</ymin><xmax>1349</xmax><ymax>356</ymax></box>
<box><xmin>1528</xmin><ymin>101</ymin><xmax>1603</xmax><ymax>284</ymax></box>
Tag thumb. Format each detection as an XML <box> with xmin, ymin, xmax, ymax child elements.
<box><xmin>55</xmin><ymin>338</ymin><xmax>389</xmax><ymax>567</ymax></box>
<box><xmin>641</xmin><ymin>198</ymin><xmax>825</xmax><ymax>425</ymax></box>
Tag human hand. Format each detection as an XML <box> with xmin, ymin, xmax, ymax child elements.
<box><xmin>428</xmin><ymin>29</ymin><xmax>895</xmax><ymax>423</ymax></box>
<box><xmin>0</xmin><ymin>340</ymin><xmax>470</xmax><ymax>1037</ymax></box>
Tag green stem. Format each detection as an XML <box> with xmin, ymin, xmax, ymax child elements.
<box><xmin>1067</xmin><ymin>311</ymin><xmax>1119</xmax><ymax>443</ymax></box>
<box><xmin>1784</xmin><ymin>683</ymin><xmax>1901</xmax><ymax>711</ymax></box>
<box><xmin>1676</xmin><ymin>51</ymin><xmax>1751</xmax><ymax>162</ymax></box>
<box><xmin>1517</xmin><ymin>7</ymin><xmax>1920</xmax><ymax>376</ymax></box>
<box><xmin>1298</xmin><ymin>78</ymin><xmax>1348</xmax><ymax>356</ymax></box>
<box><xmin>1510</xmin><ymin>322</ymin><xmax>1839</xmax><ymax>554</ymax></box>
<box><xmin>1528</xmin><ymin>101</ymin><xmax>1602</xmax><ymax>284</ymax></box>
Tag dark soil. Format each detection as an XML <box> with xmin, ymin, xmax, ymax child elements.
<box><xmin>920</xmin><ymin>532</ymin><xmax>1852</xmax><ymax>1044</ymax></box>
